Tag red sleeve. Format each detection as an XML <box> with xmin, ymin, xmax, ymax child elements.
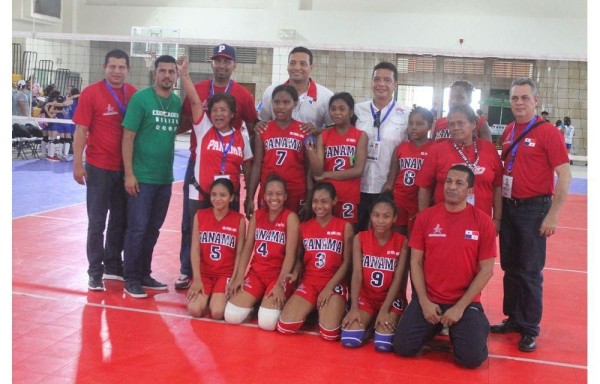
<box><xmin>408</xmin><ymin>209</ymin><xmax>428</xmax><ymax>251</ymax></box>
<box><xmin>239</xmin><ymin>92</ymin><xmax>258</xmax><ymax>126</ymax></box>
<box><xmin>71</xmin><ymin>86</ymin><xmax>93</xmax><ymax>127</ymax></box>
<box><xmin>415</xmin><ymin>143</ymin><xmax>440</xmax><ymax>189</ymax></box>
<box><xmin>477</xmin><ymin>212</ymin><xmax>497</xmax><ymax>260</ymax></box>
<box><xmin>544</xmin><ymin>125</ymin><xmax>570</xmax><ymax>168</ymax></box>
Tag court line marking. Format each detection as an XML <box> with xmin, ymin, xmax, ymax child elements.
<box><xmin>13</xmin><ymin>290</ymin><xmax>586</xmax><ymax>371</ymax></box>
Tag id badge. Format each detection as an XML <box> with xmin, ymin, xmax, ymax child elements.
<box><xmin>367</xmin><ymin>141</ymin><xmax>381</xmax><ymax>161</ymax></box>
<box><xmin>466</xmin><ymin>193</ymin><xmax>475</xmax><ymax>206</ymax></box>
<box><xmin>214</xmin><ymin>174</ymin><xmax>230</xmax><ymax>181</ymax></box>
<box><xmin>502</xmin><ymin>175</ymin><xmax>513</xmax><ymax>198</ymax></box>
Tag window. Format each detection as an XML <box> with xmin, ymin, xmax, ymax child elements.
<box><xmin>397</xmin><ymin>85</ymin><xmax>434</xmax><ymax>109</ymax></box>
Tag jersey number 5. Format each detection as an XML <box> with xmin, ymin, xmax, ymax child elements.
<box><xmin>210</xmin><ymin>245</ymin><xmax>221</xmax><ymax>261</ymax></box>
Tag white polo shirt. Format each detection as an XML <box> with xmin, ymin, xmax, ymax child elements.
<box><xmin>259</xmin><ymin>78</ymin><xmax>333</xmax><ymax>129</ymax></box>
<box><xmin>355</xmin><ymin>99</ymin><xmax>409</xmax><ymax>194</ymax></box>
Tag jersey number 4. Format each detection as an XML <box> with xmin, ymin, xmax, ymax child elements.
<box><xmin>257</xmin><ymin>242</ymin><xmax>268</xmax><ymax>257</ymax></box>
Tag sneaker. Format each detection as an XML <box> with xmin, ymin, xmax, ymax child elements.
<box><xmin>103</xmin><ymin>272</ymin><xmax>125</xmax><ymax>281</ymax></box>
<box><xmin>124</xmin><ymin>282</ymin><xmax>148</xmax><ymax>298</ymax></box>
<box><xmin>46</xmin><ymin>155</ymin><xmax>61</xmax><ymax>162</ymax></box>
<box><xmin>88</xmin><ymin>276</ymin><xmax>105</xmax><ymax>291</ymax></box>
<box><xmin>174</xmin><ymin>274</ymin><xmax>191</xmax><ymax>290</ymax></box>
<box><xmin>142</xmin><ymin>276</ymin><xmax>168</xmax><ymax>291</ymax></box>
<box><xmin>60</xmin><ymin>155</ymin><xmax>71</xmax><ymax>162</ymax></box>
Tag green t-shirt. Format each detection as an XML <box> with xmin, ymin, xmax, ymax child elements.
<box><xmin>122</xmin><ymin>87</ymin><xmax>181</xmax><ymax>184</ymax></box>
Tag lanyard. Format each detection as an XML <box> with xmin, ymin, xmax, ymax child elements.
<box><xmin>506</xmin><ymin>115</ymin><xmax>538</xmax><ymax>174</ymax></box>
<box><xmin>104</xmin><ymin>79</ymin><xmax>127</xmax><ymax>116</ymax></box>
<box><xmin>209</xmin><ymin>80</ymin><xmax>232</xmax><ymax>98</ymax></box>
<box><xmin>370</xmin><ymin>100</ymin><xmax>395</xmax><ymax>141</ymax></box>
<box><xmin>452</xmin><ymin>140</ymin><xmax>479</xmax><ymax>170</ymax></box>
<box><xmin>217</xmin><ymin>129</ymin><xmax>236</xmax><ymax>174</ymax></box>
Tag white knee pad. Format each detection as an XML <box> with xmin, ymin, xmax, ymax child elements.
<box><xmin>224</xmin><ymin>303</ymin><xmax>252</xmax><ymax>324</ymax></box>
<box><xmin>257</xmin><ymin>307</ymin><xmax>281</xmax><ymax>331</ymax></box>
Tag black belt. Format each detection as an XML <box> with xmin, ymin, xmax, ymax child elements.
<box><xmin>504</xmin><ymin>195</ymin><xmax>552</xmax><ymax>207</ymax></box>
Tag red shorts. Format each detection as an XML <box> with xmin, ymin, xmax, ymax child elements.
<box><xmin>333</xmin><ymin>201</ymin><xmax>358</xmax><ymax>224</ymax></box>
<box><xmin>357</xmin><ymin>292</ymin><xmax>406</xmax><ymax>317</ymax></box>
<box><xmin>258</xmin><ymin>187</ymin><xmax>306</xmax><ymax>216</ymax></box>
<box><xmin>292</xmin><ymin>280</ymin><xmax>348</xmax><ymax>306</ymax></box>
<box><xmin>243</xmin><ymin>269</ymin><xmax>294</xmax><ymax>301</ymax></box>
<box><xmin>199</xmin><ymin>275</ymin><xmax>230</xmax><ymax>295</ymax></box>
<box><xmin>394</xmin><ymin>202</ymin><xmax>418</xmax><ymax>233</ymax></box>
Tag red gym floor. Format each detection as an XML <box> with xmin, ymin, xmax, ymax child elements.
<box><xmin>12</xmin><ymin>176</ymin><xmax>587</xmax><ymax>383</ymax></box>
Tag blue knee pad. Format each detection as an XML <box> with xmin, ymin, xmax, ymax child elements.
<box><xmin>341</xmin><ymin>329</ymin><xmax>365</xmax><ymax>348</ymax></box>
<box><xmin>374</xmin><ymin>331</ymin><xmax>394</xmax><ymax>352</ymax></box>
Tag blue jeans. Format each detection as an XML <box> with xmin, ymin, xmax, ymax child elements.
<box><xmin>178</xmin><ymin>156</ymin><xmax>195</xmax><ymax>277</ymax></box>
<box><xmin>393</xmin><ymin>295</ymin><xmax>490</xmax><ymax>368</ymax></box>
<box><xmin>123</xmin><ymin>183</ymin><xmax>172</xmax><ymax>284</ymax></box>
<box><xmin>499</xmin><ymin>197</ymin><xmax>551</xmax><ymax>337</ymax></box>
<box><xmin>85</xmin><ymin>163</ymin><xmax>127</xmax><ymax>278</ymax></box>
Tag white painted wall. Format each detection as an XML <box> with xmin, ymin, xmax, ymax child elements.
<box><xmin>12</xmin><ymin>0</ymin><xmax>587</xmax><ymax>61</ymax></box>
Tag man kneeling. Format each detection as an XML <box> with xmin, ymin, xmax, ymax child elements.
<box><xmin>393</xmin><ymin>164</ymin><xmax>496</xmax><ymax>368</ymax></box>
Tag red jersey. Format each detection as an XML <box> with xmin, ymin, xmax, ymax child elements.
<box><xmin>181</xmin><ymin>79</ymin><xmax>258</xmax><ymax>158</ymax></box>
<box><xmin>416</xmin><ymin>139</ymin><xmax>502</xmax><ymax>216</ymax></box>
<box><xmin>433</xmin><ymin>116</ymin><xmax>486</xmax><ymax>142</ymax></box>
<box><xmin>249</xmin><ymin>208</ymin><xmax>292</xmax><ymax>279</ymax></box>
<box><xmin>260</xmin><ymin>119</ymin><xmax>308</xmax><ymax>191</ymax></box>
<box><xmin>393</xmin><ymin>140</ymin><xmax>434</xmax><ymax>214</ymax></box>
<box><xmin>358</xmin><ymin>230</ymin><xmax>407</xmax><ymax>301</ymax></box>
<box><xmin>500</xmin><ymin>118</ymin><xmax>569</xmax><ymax>198</ymax></box>
<box><xmin>72</xmin><ymin>80</ymin><xmax>137</xmax><ymax>171</ymax></box>
<box><xmin>191</xmin><ymin>114</ymin><xmax>253</xmax><ymax>201</ymax></box>
<box><xmin>409</xmin><ymin>203</ymin><xmax>496</xmax><ymax>304</ymax></box>
<box><xmin>300</xmin><ymin>217</ymin><xmax>348</xmax><ymax>285</ymax></box>
<box><xmin>196</xmin><ymin>208</ymin><xmax>244</xmax><ymax>278</ymax></box>
<box><xmin>321</xmin><ymin>126</ymin><xmax>364</xmax><ymax>204</ymax></box>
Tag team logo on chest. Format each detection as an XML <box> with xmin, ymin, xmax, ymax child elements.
<box><xmin>428</xmin><ymin>224</ymin><xmax>446</xmax><ymax>237</ymax></box>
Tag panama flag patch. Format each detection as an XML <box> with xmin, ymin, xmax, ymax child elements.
<box><xmin>465</xmin><ymin>230</ymin><xmax>479</xmax><ymax>240</ymax></box>
<box><xmin>523</xmin><ymin>138</ymin><xmax>536</xmax><ymax>147</ymax></box>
